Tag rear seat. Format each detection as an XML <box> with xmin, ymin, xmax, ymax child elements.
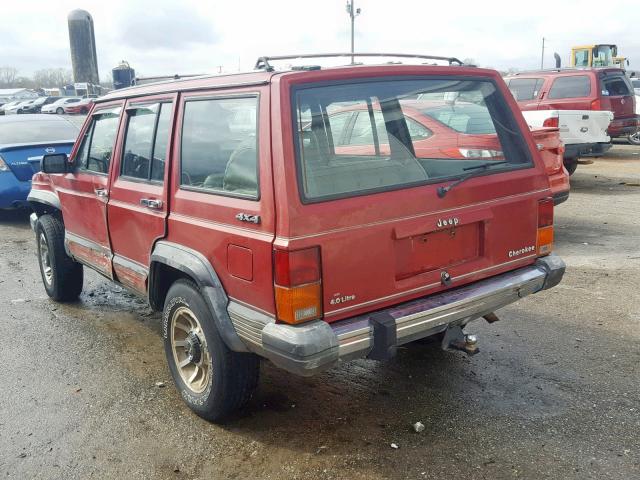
<box><xmin>304</xmin><ymin>156</ymin><xmax>427</xmax><ymax>198</ymax></box>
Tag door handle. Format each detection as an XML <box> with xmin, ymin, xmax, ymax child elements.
<box><xmin>140</xmin><ymin>198</ymin><xmax>163</xmax><ymax>209</ymax></box>
<box><xmin>94</xmin><ymin>188</ymin><xmax>108</xmax><ymax>198</ymax></box>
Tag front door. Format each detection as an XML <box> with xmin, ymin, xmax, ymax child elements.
<box><xmin>106</xmin><ymin>95</ymin><xmax>176</xmax><ymax>294</ymax></box>
<box><xmin>56</xmin><ymin>103</ymin><xmax>123</xmax><ymax>278</ymax></box>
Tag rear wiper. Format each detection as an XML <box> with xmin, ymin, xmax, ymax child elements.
<box><xmin>437</xmin><ymin>161</ymin><xmax>509</xmax><ymax>198</ymax></box>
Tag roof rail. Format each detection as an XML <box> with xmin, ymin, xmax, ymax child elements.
<box><xmin>254</xmin><ymin>53</ymin><xmax>464</xmax><ymax>71</ymax></box>
<box><xmin>509</xmin><ymin>66</ymin><xmax>623</xmax><ymax>76</ymax></box>
<box><xmin>132</xmin><ymin>73</ymin><xmax>207</xmax><ymax>86</ymax></box>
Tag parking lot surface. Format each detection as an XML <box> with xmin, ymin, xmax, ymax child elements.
<box><xmin>0</xmin><ymin>146</ymin><xmax>638</xmax><ymax>479</ymax></box>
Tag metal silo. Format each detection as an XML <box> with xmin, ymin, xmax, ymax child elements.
<box><xmin>67</xmin><ymin>9</ymin><xmax>100</xmax><ymax>85</ymax></box>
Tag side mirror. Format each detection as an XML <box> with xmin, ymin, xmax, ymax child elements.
<box><xmin>41</xmin><ymin>153</ymin><xmax>70</xmax><ymax>174</ymax></box>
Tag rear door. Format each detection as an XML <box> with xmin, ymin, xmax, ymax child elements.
<box><xmin>277</xmin><ymin>70</ymin><xmax>551</xmax><ymax>323</ymax></box>
<box><xmin>106</xmin><ymin>94</ymin><xmax>176</xmax><ymax>294</ymax></box>
<box><xmin>55</xmin><ymin>102</ymin><xmax>123</xmax><ymax>278</ymax></box>
<box><xmin>600</xmin><ymin>73</ymin><xmax>635</xmax><ymax>120</ymax></box>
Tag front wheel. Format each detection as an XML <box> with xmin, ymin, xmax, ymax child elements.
<box><xmin>628</xmin><ymin>131</ymin><xmax>640</xmax><ymax>146</ymax></box>
<box><xmin>36</xmin><ymin>215</ymin><xmax>83</xmax><ymax>301</ymax></box>
<box><xmin>163</xmin><ymin>279</ymin><xmax>259</xmax><ymax>422</ymax></box>
<box><xmin>56</xmin><ymin>107</ymin><xmax>64</xmax><ymax>115</ymax></box>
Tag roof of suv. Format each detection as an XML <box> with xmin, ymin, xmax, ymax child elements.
<box><xmin>506</xmin><ymin>67</ymin><xmax>626</xmax><ymax>77</ymax></box>
<box><xmin>96</xmin><ymin>63</ymin><xmax>498</xmax><ymax>104</ymax></box>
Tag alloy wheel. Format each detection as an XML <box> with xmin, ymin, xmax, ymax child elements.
<box><xmin>170</xmin><ymin>306</ymin><xmax>211</xmax><ymax>393</ymax></box>
<box><xmin>39</xmin><ymin>233</ymin><xmax>53</xmax><ymax>286</ymax></box>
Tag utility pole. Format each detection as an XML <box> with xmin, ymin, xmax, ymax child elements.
<box><xmin>346</xmin><ymin>1</ymin><xmax>361</xmax><ymax>64</ymax></box>
<box><xmin>541</xmin><ymin>37</ymin><xmax>546</xmax><ymax>69</ymax></box>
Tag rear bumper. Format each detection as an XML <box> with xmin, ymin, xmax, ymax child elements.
<box><xmin>608</xmin><ymin>116</ymin><xmax>640</xmax><ymax>137</ymax></box>
<box><xmin>564</xmin><ymin>142</ymin><xmax>611</xmax><ymax>159</ymax></box>
<box><xmin>0</xmin><ymin>174</ymin><xmax>31</xmax><ymax>209</ymax></box>
<box><xmin>552</xmin><ymin>190</ymin><xmax>570</xmax><ymax>206</ymax></box>
<box><xmin>230</xmin><ymin>254</ymin><xmax>566</xmax><ymax>376</ymax></box>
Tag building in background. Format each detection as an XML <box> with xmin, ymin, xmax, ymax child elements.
<box><xmin>67</xmin><ymin>9</ymin><xmax>99</xmax><ymax>85</ymax></box>
<box><xmin>0</xmin><ymin>88</ymin><xmax>39</xmax><ymax>103</ymax></box>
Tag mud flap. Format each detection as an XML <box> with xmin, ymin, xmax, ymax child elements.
<box><xmin>367</xmin><ymin>312</ymin><xmax>397</xmax><ymax>360</ymax></box>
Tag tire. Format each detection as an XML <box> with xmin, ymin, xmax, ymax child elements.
<box><xmin>163</xmin><ymin>279</ymin><xmax>259</xmax><ymax>422</ymax></box>
<box><xmin>17</xmin><ymin>109</ymin><xmax>23</xmax><ymax>114</ymax></box>
<box><xmin>56</xmin><ymin>107</ymin><xmax>64</xmax><ymax>115</ymax></box>
<box><xmin>564</xmin><ymin>159</ymin><xmax>578</xmax><ymax>175</ymax></box>
<box><xmin>627</xmin><ymin>131</ymin><xmax>640</xmax><ymax>146</ymax></box>
<box><xmin>80</xmin><ymin>107</ymin><xmax>88</xmax><ymax>114</ymax></box>
<box><xmin>36</xmin><ymin>215</ymin><xmax>83</xmax><ymax>301</ymax></box>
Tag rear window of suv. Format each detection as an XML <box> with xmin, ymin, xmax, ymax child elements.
<box><xmin>601</xmin><ymin>75</ymin><xmax>632</xmax><ymax>96</ymax></box>
<box><xmin>548</xmin><ymin>75</ymin><xmax>591</xmax><ymax>99</ymax></box>
<box><xmin>293</xmin><ymin>78</ymin><xmax>532</xmax><ymax>202</ymax></box>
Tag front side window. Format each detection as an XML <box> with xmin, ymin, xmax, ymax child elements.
<box><xmin>508</xmin><ymin>78</ymin><xmax>544</xmax><ymax>101</ymax></box>
<box><xmin>294</xmin><ymin>78</ymin><xmax>532</xmax><ymax>202</ymax></box>
<box><xmin>548</xmin><ymin>76</ymin><xmax>591</xmax><ymax>99</ymax></box>
<box><xmin>77</xmin><ymin>107</ymin><xmax>121</xmax><ymax>174</ymax></box>
<box><xmin>121</xmin><ymin>103</ymin><xmax>173</xmax><ymax>181</ymax></box>
<box><xmin>180</xmin><ymin>96</ymin><xmax>258</xmax><ymax>199</ymax></box>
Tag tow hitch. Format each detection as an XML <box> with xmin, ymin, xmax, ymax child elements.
<box><xmin>441</xmin><ymin>325</ymin><xmax>479</xmax><ymax>356</ymax></box>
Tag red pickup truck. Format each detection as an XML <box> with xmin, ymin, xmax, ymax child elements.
<box><xmin>29</xmin><ymin>54</ymin><xmax>566</xmax><ymax>421</ymax></box>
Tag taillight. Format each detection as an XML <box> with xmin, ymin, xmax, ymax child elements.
<box><xmin>0</xmin><ymin>154</ymin><xmax>9</xmax><ymax>172</ymax></box>
<box><xmin>542</xmin><ymin>116</ymin><xmax>559</xmax><ymax>128</ymax></box>
<box><xmin>591</xmin><ymin>99</ymin><xmax>602</xmax><ymax>110</ymax></box>
<box><xmin>441</xmin><ymin>148</ymin><xmax>503</xmax><ymax>159</ymax></box>
<box><xmin>274</xmin><ymin>247</ymin><xmax>322</xmax><ymax>324</ymax></box>
<box><xmin>537</xmin><ymin>198</ymin><xmax>554</xmax><ymax>256</ymax></box>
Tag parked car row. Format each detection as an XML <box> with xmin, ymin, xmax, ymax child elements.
<box><xmin>0</xmin><ymin>96</ymin><xmax>95</xmax><ymax>115</ymax></box>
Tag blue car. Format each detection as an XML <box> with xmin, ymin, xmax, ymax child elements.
<box><xmin>0</xmin><ymin>114</ymin><xmax>79</xmax><ymax>209</ymax></box>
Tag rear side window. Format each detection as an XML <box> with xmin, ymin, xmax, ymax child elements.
<box><xmin>601</xmin><ymin>76</ymin><xmax>631</xmax><ymax>96</ymax></box>
<box><xmin>548</xmin><ymin>76</ymin><xmax>591</xmax><ymax>99</ymax></box>
<box><xmin>293</xmin><ymin>78</ymin><xmax>532</xmax><ymax>202</ymax></box>
<box><xmin>180</xmin><ymin>96</ymin><xmax>258</xmax><ymax>199</ymax></box>
<box><xmin>507</xmin><ymin>78</ymin><xmax>545</xmax><ymax>101</ymax></box>
<box><xmin>121</xmin><ymin>103</ymin><xmax>173</xmax><ymax>182</ymax></box>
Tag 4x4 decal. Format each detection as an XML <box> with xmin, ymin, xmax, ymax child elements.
<box><xmin>235</xmin><ymin>213</ymin><xmax>261</xmax><ymax>224</ymax></box>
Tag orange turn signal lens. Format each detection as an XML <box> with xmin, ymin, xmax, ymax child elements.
<box><xmin>275</xmin><ymin>282</ymin><xmax>322</xmax><ymax>325</ymax></box>
<box><xmin>537</xmin><ymin>226</ymin><xmax>554</xmax><ymax>256</ymax></box>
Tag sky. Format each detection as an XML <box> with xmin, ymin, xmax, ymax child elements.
<box><xmin>1</xmin><ymin>0</ymin><xmax>639</xmax><ymax>81</ymax></box>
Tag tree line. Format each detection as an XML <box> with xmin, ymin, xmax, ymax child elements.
<box><xmin>0</xmin><ymin>66</ymin><xmax>75</xmax><ymax>90</ymax></box>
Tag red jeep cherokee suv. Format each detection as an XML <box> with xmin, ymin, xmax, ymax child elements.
<box><xmin>29</xmin><ymin>54</ymin><xmax>565</xmax><ymax>421</ymax></box>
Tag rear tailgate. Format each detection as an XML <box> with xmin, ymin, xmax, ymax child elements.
<box><xmin>600</xmin><ymin>73</ymin><xmax>636</xmax><ymax>120</ymax></box>
<box><xmin>275</xmin><ymin>67</ymin><xmax>553</xmax><ymax>324</ymax></box>
<box><xmin>522</xmin><ymin>109</ymin><xmax>612</xmax><ymax>144</ymax></box>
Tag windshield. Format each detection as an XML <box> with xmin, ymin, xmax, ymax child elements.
<box><xmin>293</xmin><ymin>77</ymin><xmax>532</xmax><ymax>202</ymax></box>
<box><xmin>0</xmin><ymin>118</ymin><xmax>79</xmax><ymax>144</ymax></box>
<box><xmin>593</xmin><ymin>45</ymin><xmax>615</xmax><ymax>67</ymax></box>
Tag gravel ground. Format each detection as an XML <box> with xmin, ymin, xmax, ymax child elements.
<box><xmin>0</xmin><ymin>146</ymin><xmax>638</xmax><ymax>479</ymax></box>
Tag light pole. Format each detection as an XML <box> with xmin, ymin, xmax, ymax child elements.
<box><xmin>346</xmin><ymin>1</ymin><xmax>361</xmax><ymax>64</ymax></box>
<box><xmin>541</xmin><ymin>37</ymin><xmax>546</xmax><ymax>69</ymax></box>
